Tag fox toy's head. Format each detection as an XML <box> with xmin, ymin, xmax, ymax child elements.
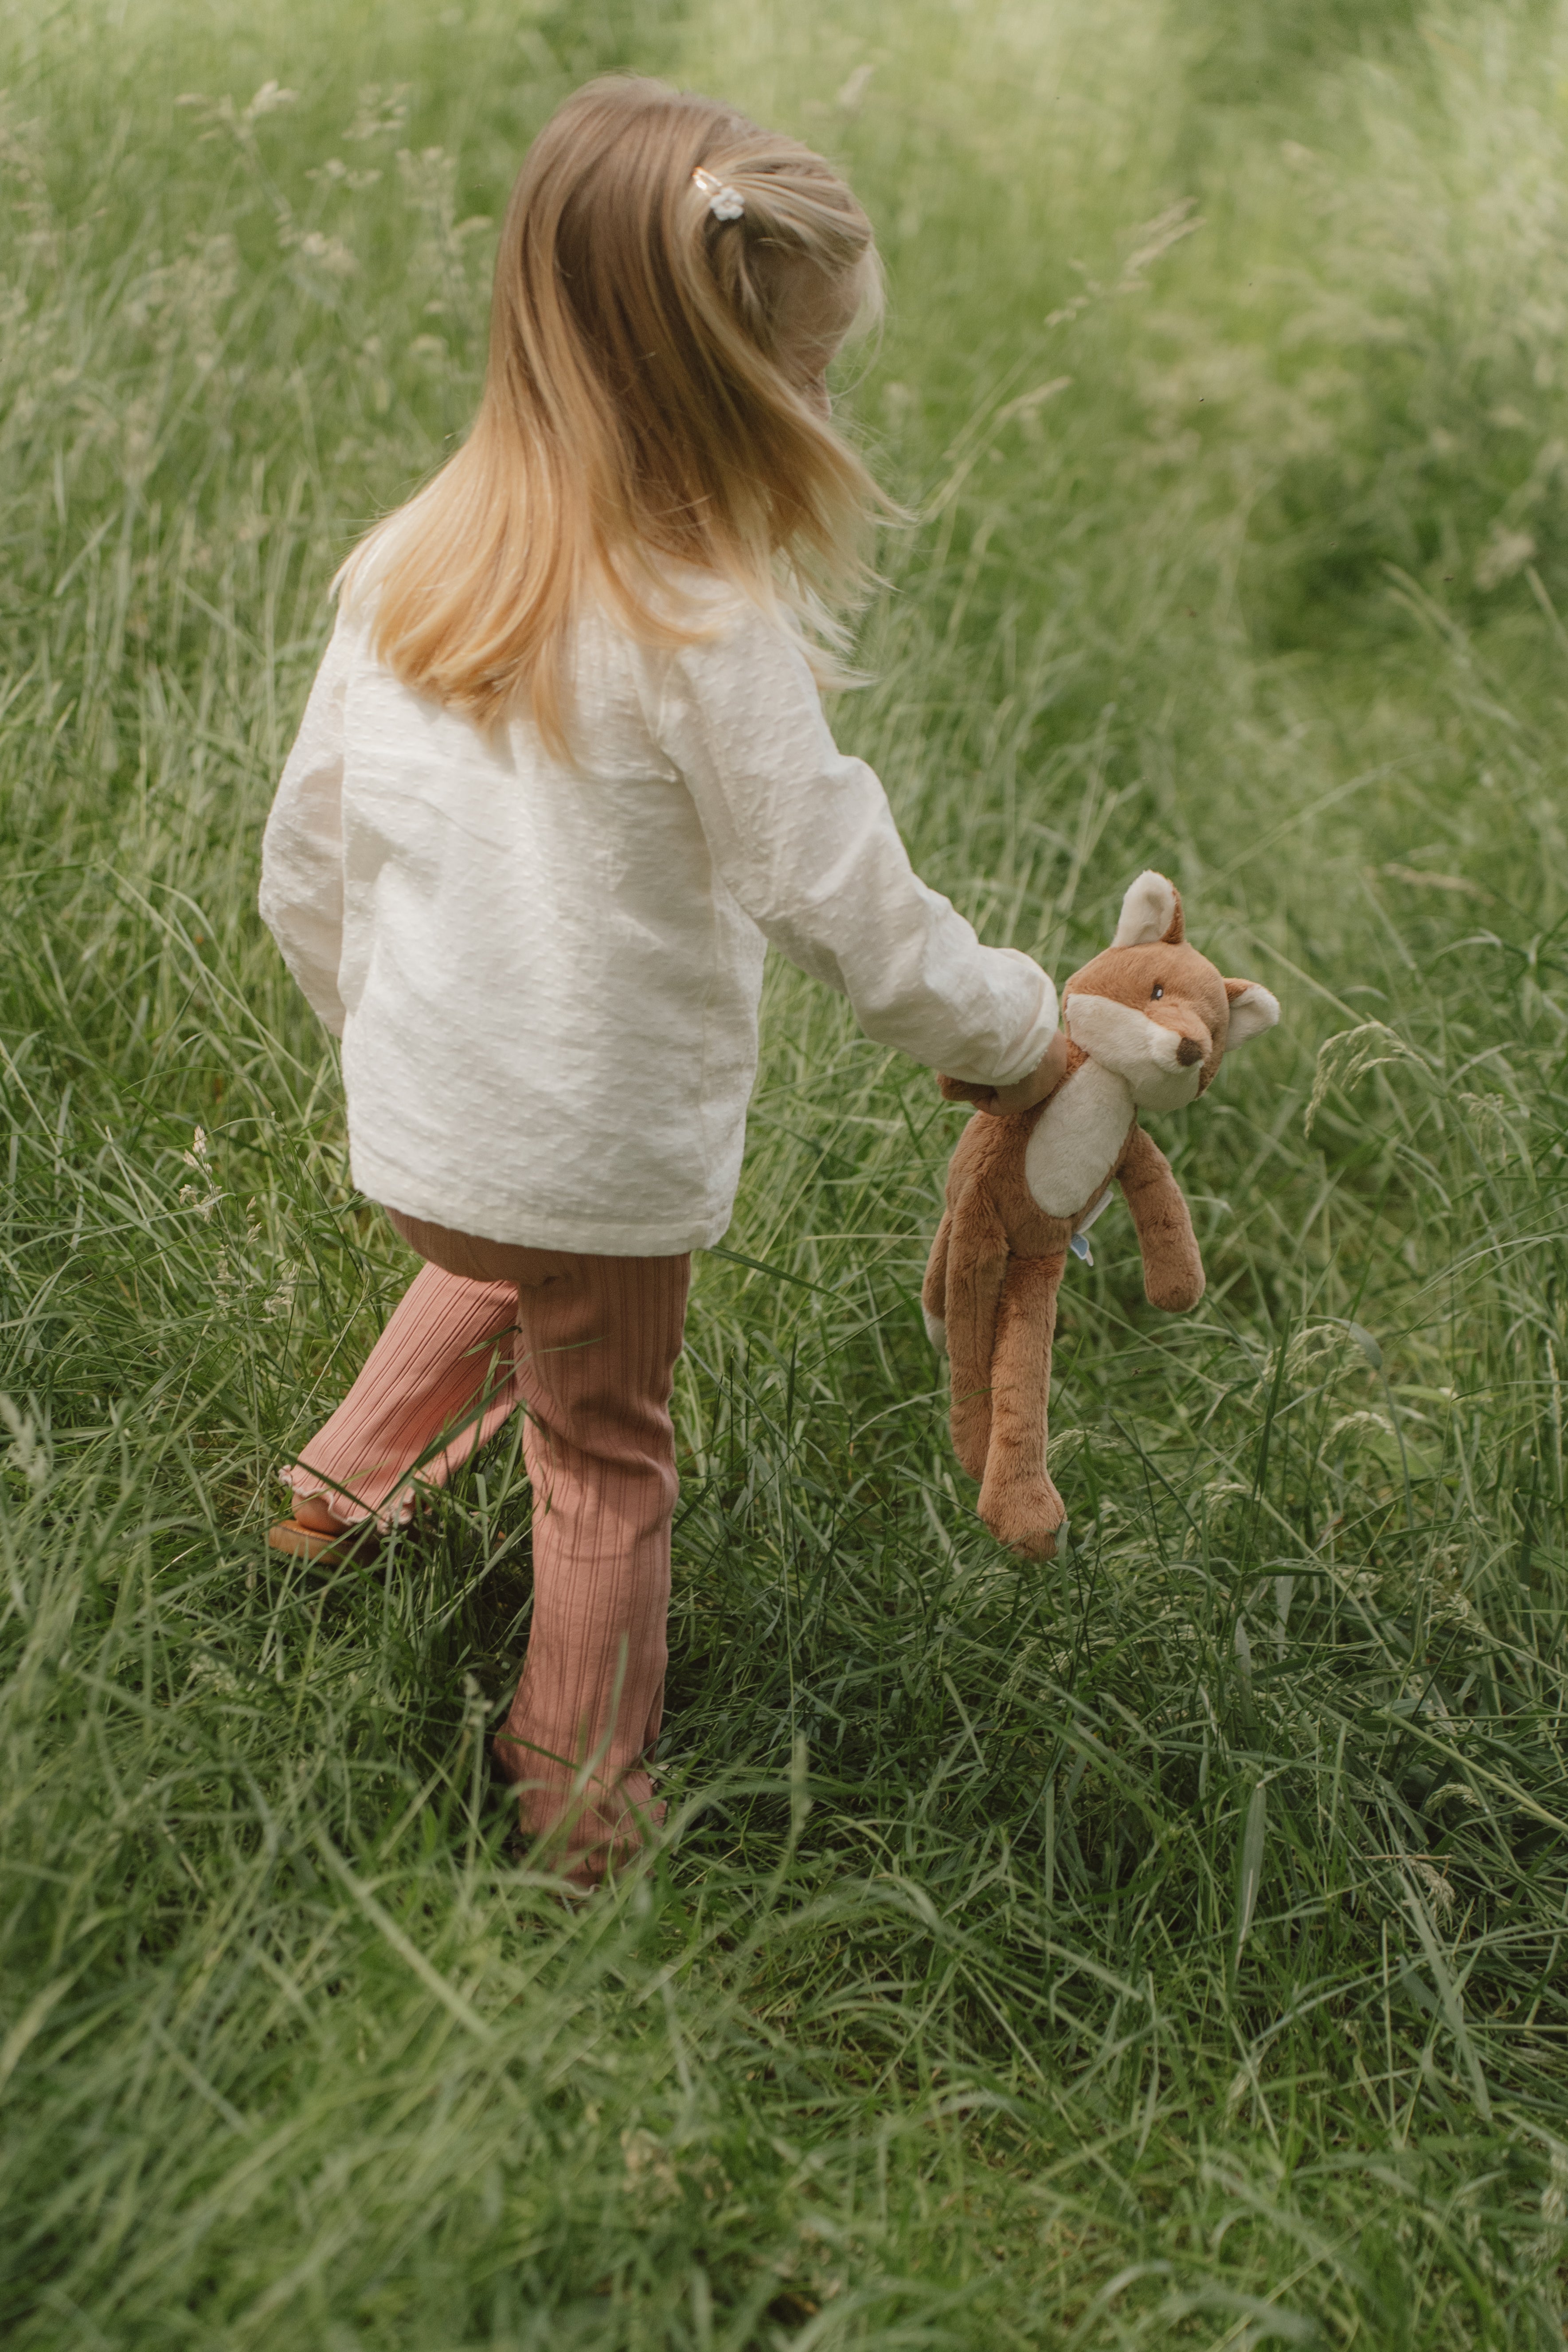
<box><xmin>1062</xmin><ymin>871</ymin><xmax>1279</xmax><ymax>1111</ymax></box>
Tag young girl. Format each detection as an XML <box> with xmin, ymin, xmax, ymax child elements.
<box><xmin>259</xmin><ymin>74</ymin><xmax>1065</xmax><ymax>1885</ymax></box>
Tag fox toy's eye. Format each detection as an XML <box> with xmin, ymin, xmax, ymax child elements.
<box><xmin>1151</xmin><ymin>984</ymin><xmax>1164</xmax><ymax>1000</ymax></box>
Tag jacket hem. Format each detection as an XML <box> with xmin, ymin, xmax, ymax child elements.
<box><xmin>352</xmin><ymin>1153</ymin><xmax>727</xmax><ymax>1258</ymax></box>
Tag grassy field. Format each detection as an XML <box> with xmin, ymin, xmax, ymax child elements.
<box><xmin>4</xmin><ymin>0</ymin><xmax>1568</xmax><ymax>2342</ymax></box>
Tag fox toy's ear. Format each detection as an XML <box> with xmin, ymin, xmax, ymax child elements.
<box><xmin>1113</xmin><ymin>870</ymin><xmax>1184</xmax><ymax>948</ymax></box>
<box><xmin>1224</xmin><ymin>980</ymin><xmax>1280</xmax><ymax>1046</ymax></box>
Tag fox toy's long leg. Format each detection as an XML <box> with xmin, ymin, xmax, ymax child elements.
<box><xmin>943</xmin><ymin>1207</ymin><xmax>1009</xmax><ymax>1485</ymax></box>
<box><xmin>977</xmin><ymin>1252</ymin><xmax>1068</xmax><ymax>1559</ymax></box>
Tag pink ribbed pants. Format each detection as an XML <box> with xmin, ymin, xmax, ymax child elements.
<box><xmin>285</xmin><ymin>1211</ymin><xmax>691</xmax><ymax>1882</ymax></box>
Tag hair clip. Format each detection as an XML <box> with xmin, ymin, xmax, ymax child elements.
<box><xmin>692</xmin><ymin>166</ymin><xmax>744</xmax><ymax>223</ymax></box>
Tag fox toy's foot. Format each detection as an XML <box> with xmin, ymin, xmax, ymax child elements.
<box><xmin>978</xmin><ymin>1468</ymin><xmax>1068</xmax><ymax>1559</ymax></box>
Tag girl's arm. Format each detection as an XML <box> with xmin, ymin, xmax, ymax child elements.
<box><xmin>652</xmin><ymin>601</ymin><xmax>1058</xmax><ymax>1087</ymax></box>
<box><xmin>259</xmin><ymin>622</ymin><xmax>353</xmax><ymax>1037</ymax></box>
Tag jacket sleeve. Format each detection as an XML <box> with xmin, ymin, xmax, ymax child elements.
<box><xmin>258</xmin><ymin>618</ymin><xmax>354</xmax><ymax>1037</ymax></box>
<box><xmin>651</xmin><ymin>599</ymin><xmax>1058</xmax><ymax>1086</ymax></box>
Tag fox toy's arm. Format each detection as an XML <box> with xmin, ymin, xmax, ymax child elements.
<box><xmin>1115</xmin><ymin>1123</ymin><xmax>1204</xmax><ymax>1312</ymax></box>
<box><xmin>938</xmin><ymin>1030</ymin><xmax>1071</xmax><ymax>1117</ymax></box>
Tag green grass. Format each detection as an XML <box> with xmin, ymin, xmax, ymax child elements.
<box><xmin>4</xmin><ymin>0</ymin><xmax>1568</xmax><ymax>2342</ymax></box>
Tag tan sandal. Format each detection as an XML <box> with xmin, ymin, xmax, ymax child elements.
<box><xmin>266</xmin><ymin>1515</ymin><xmax>380</xmax><ymax>1566</ymax></box>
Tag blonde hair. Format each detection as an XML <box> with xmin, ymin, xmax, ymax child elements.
<box><xmin>340</xmin><ymin>75</ymin><xmax>887</xmax><ymax>751</ymax></box>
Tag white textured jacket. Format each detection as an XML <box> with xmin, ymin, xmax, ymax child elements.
<box><xmin>259</xmin><ymin>591</ymin><xmax>1058</xmax><ymax>1254</ymax></box>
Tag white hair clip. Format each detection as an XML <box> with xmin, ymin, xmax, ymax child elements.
<box><xmin>692</xmin><ymin>166</ymin><xmax>744</xmax><ymax>223</ymax></box>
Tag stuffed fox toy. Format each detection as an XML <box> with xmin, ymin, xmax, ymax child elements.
<box><xmin>923</xmin><ymin>871</ymin><xmax>1280</xmax><ymax>1558</ymax></box>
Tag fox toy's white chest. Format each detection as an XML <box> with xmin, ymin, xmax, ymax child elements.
<box><xmin>1023</xmin><ymin>1061</ymin><xmax>1137</xmax><ymax>1219</ymax></box>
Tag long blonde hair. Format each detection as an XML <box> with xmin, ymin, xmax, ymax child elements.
<box><xmin>339</xmin><ymin>76</ymin><xmax>887</xmax><ymax>750</ymax></box>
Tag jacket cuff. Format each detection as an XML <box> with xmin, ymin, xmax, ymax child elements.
<box><xmin>946</xmin><ymin>957</ymin><xmax>1060</xmax><ymax>1088</ymax></box>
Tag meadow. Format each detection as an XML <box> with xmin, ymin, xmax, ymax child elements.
<box><xmin>3</xmin><ymin>0</ymin><xmax>1568</xmax><ymax>2341</ymax></box>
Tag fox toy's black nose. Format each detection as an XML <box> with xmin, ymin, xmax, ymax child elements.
<box><xmin>1175</xmin><ymin>1037</ymin><xmax>1204</xmax><ymax>1067</ymax></box>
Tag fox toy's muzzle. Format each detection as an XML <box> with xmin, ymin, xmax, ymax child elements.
<box><xmin>1153</xmin><ymin>1010</ymin><xmax>1212</xmax><ymax>1068</ymax></box>
<box><xmin>1064</xmin><ymin>992</ymin><xmax>1214</xmax><ymax>1110</ymax></box>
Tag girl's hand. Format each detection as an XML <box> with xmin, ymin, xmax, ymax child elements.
<box><xmin>938</xmin><ymin>1029</ymin><xmax>1071</xmax><ymax>1115</ymax></box>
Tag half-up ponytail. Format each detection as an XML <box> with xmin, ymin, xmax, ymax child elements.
<box><xmin>339</xmin><ymin>75</ymin><xmax>888</xmax><ymax>753</ymax></box>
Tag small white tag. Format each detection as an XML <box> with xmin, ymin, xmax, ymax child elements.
<box><xmin>1069</xmin><ymin>1232</ymin><xmax>1093</xmax><ymax>1266</ymax></box>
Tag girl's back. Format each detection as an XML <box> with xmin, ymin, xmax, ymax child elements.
<box><xmin>270</xmin><ymin>585</ymin><xmax>755</xmax><ymax>1254</ymax></box>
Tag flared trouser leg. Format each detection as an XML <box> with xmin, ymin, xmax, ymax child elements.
<box><xmin>284</xmin><ymin>1262</ymin><xmax>522</xmax><ymax>1528</ymax></box>
<box><xmin>493</xmin><ymin>1251</ymin><xmax>691</xmax><ymax>1883</ymax></box>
